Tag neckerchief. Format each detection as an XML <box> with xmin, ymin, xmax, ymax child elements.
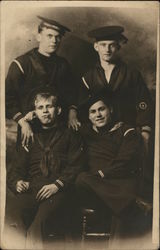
<box><xmin>35</xmin><ymin>127</ymin><xmax>64</xmax><ymax>177</ymax></box>
<box><xmin>29</xmin><ymin>48</ymin><xmax>59</xmax><ymax>91</ymax></box>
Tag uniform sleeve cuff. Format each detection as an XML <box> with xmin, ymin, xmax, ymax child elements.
<box><xmin>98</xmin><ymin>170</ymin><xmax>104</xmax><ymax>178</ymax></box>
<box><xmin>13</xmin><ymin>112</ymin><xmax>24</xmax><ymax>123</ymax></box>
<box><xmin>141</xmin><ymin>126</ymin><xmax>151</xmax><ymax>133</ymax></box>
<box><xmin>55</xmin><ymin>179</ymin><xmax>64</xmax><ymax>189</ymax></box>
<box><xmin>69</xmin><ymin>105</ymin><xmax>77</xmax><ymax>111</ymax></box>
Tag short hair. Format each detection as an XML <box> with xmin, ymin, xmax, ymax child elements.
<box><xmin>38</xmin><ymin>22</ymin><xmax>44</xmax><ymax>33</ymax></box>
<box><xmin>95</xmin><ymin>40</ymin><xmax>121</xmax><ymax>50</ymax></box>
<box><xmin>34</xmin><ymin>92</ymin><xmax>58</xmax><ymax>107</ymax></box>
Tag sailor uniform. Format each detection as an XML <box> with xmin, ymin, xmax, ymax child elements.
<box><xmin>76</xmin><ymin>122</ymin><xmax>142</xmax><ymax>215</ymax></box>
<box><xmin>79</xmin><ymin>60</ymin><xmax>153</xmax><ymax>129</ymax></box>
<box><xmin>6</xmin><ymin>48</ymin><xmax>77</xmax><ymax>123</ymax></box>
<box><xmin>7</xmin><ymin>125</ymin><xmax>84</xmax><ymax>246</ymax></box>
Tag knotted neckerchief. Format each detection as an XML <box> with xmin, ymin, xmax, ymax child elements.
<box><xmin>29</xmin><ymin>49</ymin><xmax>60</xmax><ymax>91</ymax></box>
<box><xmin>35</xmin><ymin>128</ymin><xmax>64</xmax><ymax>177</ymax></box>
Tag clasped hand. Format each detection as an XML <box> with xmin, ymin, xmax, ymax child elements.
<box><xmin>16</xmin><ymin>180</ymin><xmax>30</xmax><ymax>193</ymax></box>
<box><xmin>36</xmin><ymin>184</ymin><xmax>59</xmax><ymax>201</ymax></box>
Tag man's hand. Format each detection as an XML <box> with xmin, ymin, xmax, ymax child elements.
<box><xmin>141</xmin><ymin>131</ymin><xmax>150</xmax><ymax>153</ymax></box>
<box><xmin>16</xmin><ymin>180</ymin><xmax>30</xmax><ymax>193</ymax></box>
<box><xmin>18</xmin><ymin>118</ymin><xmax>34</xmax><ymax>147</ymax></box>
<box><xmin>36</xmin><ymin>184</ymin><xmax>59</xmax><ymax>201</ymax></box>
<box><xmin>68</xmin><ymin>109</ymin><xmax>81</xmax><ymax>131</ymax></box>
<box><xmin>24</xmin><ymin>111</ymin><xmax>36</xmax><ymax>122</ymax></box>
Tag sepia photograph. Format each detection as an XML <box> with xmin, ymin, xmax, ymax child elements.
<box><xmin>0</xmin><ymin>1</ymin><xmax>159</xmax><ymax>250</ymax></box>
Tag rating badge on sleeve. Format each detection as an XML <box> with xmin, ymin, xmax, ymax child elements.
<box><xmin>139</xmin><ymin>102</ymin><xmax>147</xmax><ymax>110</ymax></box>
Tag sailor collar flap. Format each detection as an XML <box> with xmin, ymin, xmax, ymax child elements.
<box><xmin>109</xmin><ymin>121</ymin><xmax>124</xmax><ymax>133</ymax></box>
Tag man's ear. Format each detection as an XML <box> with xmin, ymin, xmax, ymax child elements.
<box><xmin>94</xmin><ymin>42</ymin><xmax>99</xmax><ymax>52</ymax></box>
<box><xmin>36</xmin><ymin>33</ymin><xmax>41</xmax><ymax>43</ymax></box>
<box><xmin>57</xmin><ymin>106</ymin><xmax>62</xmax><ymax>116</ymax></box>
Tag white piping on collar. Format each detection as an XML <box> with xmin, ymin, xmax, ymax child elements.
<box><xmin>92</xmin><ymin>121</ymin><xmax>124</xmax><ymax>133</ymax></box>
<box><xmin>82</xmin><ymin>77</ymin><xmax>90</xmax><ymax>89</ymax></box>
<box><xmin>109</xmin><ymin>122</ymin><xmax>124</xmax><ymax>132</ymax></box>
<box><xmin>13</xmin><ymin>59</ymin><xmax>24</xmax><ymax>74</ymax></box>
<box><xmin>93</xmin><ymin>125</ymin><xmax>99</xmax><ymax>132</ymax></box>
<box><xmin>124</xmin><ymin>128</ymin><xmax>135</xmax><ymax>137</ymax></box>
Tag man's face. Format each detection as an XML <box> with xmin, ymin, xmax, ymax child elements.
<box><xmin>94</xmin><ymin>40</ymin><xmax>119</xmax><ymax>63</ymax></box>
<box><xmin>35</xmin><ymin>96</ymin><xmax>58</xmax><ymax>126</ymax></box>
<box><xmin>37</xmin><ymin>28</ymin><xmax>62</xmax><ymax>55</ymax></box>
<box><xmin>89</xmin><ymin>100</ymin><xmax>111</xmax><ymax>128</ymax></box>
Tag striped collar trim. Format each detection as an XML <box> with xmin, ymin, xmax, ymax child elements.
<box><xmin>92</xmin><ymin>121</ymin><xmax>124</xmax><ymax>133</ymax></box>
<box><xmin>109</xmin><ymin>121</ymin><xmax>124</xmax><ymax>132</ymax></box>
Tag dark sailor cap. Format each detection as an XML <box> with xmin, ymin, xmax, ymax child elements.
<box><xmin>88</xmin><ymin>26</ymin><xmax>128</xmax><ymax>43</ymax></box>
<box><xmin>37</xmin><ymin>16</ymin><xmax>71</xmax><ymax>35</ymax></box>
<box><xmin>79</xmin><ymin>91</ymin><xmax>113</xmax><ymax>112</ymax></box>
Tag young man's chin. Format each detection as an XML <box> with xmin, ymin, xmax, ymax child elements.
<box><xmin>41</xmin><ymin>120</ymin><xmax>55</xmax><ymax>126</ymax></box>
<box><xmin>48</xmin><ymin>45</ymin><xmax>59</xmax><ymax>53</ymax></box>
<box><xmin>96</xmin><ymin>122</ymin><xmax>107</xmax><ymax>128</ymax></box>
<box><xmin>49</xmin><ymin>48</ymin><xmax>56</xmax><ymax>53</ymax></box>
<box><xmin>104</xmin><ymin>57</ymin><xmax>112</xmax><ymax>62</ymax></box>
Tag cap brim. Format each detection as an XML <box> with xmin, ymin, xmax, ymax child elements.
<box><xmin>37</xmin><ymin>15</ymin><xmax>71</xmax><ymax>33</ymax></box>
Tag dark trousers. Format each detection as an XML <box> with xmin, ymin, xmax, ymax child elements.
<box><xmin>5</xmin><ymin>189</ymin><xmax>70</xmax><ymax>249</ymax></box>
<box><xmin>75</xmin><ymin>173</ymin><xmax>109</xmax><ymax>212</ymax></box>
<box><xmin>75</xmin><ymin>172</ymin><xmax>152</xmax><ymax>241</ymax></box>
<box><xmin>75</xmin><ymin>173</ymin><xmax>112</xmax><ymax>234</ymax></box>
